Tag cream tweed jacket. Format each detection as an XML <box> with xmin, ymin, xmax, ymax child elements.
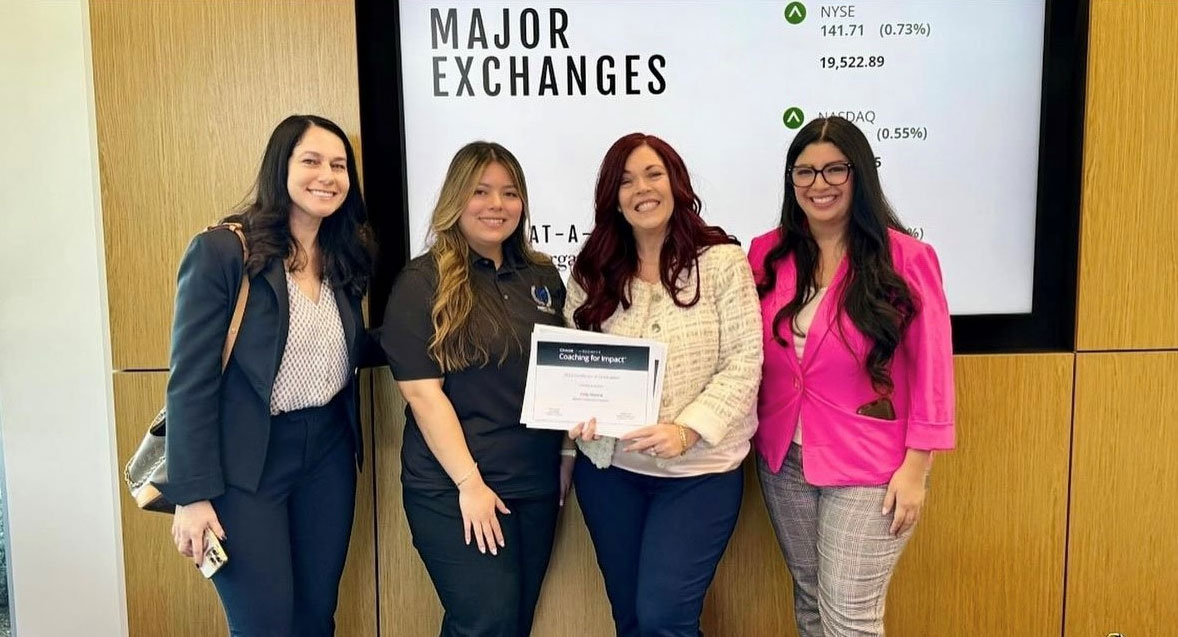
<box><xmin>565</xmin><ymin>243</ymin><xmax>763</xmax><ymax>471</ymax></box>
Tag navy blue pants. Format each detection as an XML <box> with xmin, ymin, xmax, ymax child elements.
<box><xmin>403</xmin><ymin>487</ymin><xmax>560</xmax><ymax>637</ymax></box>
<box><xmin>573</xmin><ymin>455</ymin><xmax>744</xmax><ymax>637</ymax></box>
<box><xmin>210</xmin><ymin>402</ymin><xmax>357</xmax><ymax>637</ymax></box>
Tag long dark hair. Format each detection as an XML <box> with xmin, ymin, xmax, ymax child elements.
<box><xmin>224</xmin><ymin>115</ymin><xmax>373</xmax><ymax>297</ymax></box>
<box><xmin>758</xmin><ymin>117</ymin><xmax>916</xmax><ymax>394</ymax></box>
<box><xmin>572</xmin><ymin>133</ymin><xmax>735</xmax><ymax>332</ymax></box>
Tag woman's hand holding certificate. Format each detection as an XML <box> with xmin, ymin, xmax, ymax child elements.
<box><xmin>620</xmin><ymin>423</ymin><xmax>700</xmax><ymax>458</ymax></box>
<box><xmin>522</xmin><ymin>326</ymin><xmax>666</xmax><ymax>437</ymax></box>
<box><xmin>568</xmin><ymin>418</ymin><xmax>700</xmax><ymax>459</ymax></box>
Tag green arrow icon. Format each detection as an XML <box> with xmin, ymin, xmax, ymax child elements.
<box><xmin>782</xmin><ymin>107</ymin><xmax>805</xmax><ymax>129</ymax></box>
<box><xmin>784</xmin><ymin>2</ymin><xmax>806</xmax><ymax>25</ymax></box>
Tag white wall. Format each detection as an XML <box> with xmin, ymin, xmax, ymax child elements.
<box><xmin>0</xmin><ymin>1</ymin><xmax>128</xmax><ymax>635</ymax></box>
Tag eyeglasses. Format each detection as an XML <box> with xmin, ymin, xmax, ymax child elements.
<box><xmin>788</xmin><ymin>162</ymin><xmax>853</xmax><ymax>187</ymax></box>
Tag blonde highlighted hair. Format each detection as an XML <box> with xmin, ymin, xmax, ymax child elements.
<box><xmin>428</xmin><ymin>142</ymin><xmax>549</xmax><ymax>372</ymax></box>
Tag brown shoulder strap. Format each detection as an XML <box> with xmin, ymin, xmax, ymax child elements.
<box><xmin>204</xmin><ymin>223</ymin><xmax>250</xmax><ymax>371</ymax></box>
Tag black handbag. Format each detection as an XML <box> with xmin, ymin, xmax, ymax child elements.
<box><xmin>123</xmin><ymin>223</ymin><xmax>250</xmax><ymax>513</ymax></box>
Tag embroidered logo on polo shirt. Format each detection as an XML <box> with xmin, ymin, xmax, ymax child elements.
<box><xmin>531</xmin><ymin>285</ymin><xmax>556</xmax><ymax>314</ymax></box>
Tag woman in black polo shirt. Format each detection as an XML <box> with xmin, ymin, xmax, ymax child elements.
<box><xmin>380</xmin><ymin>141</ymin><xmax>570</xmax><ymax>637</ymax></box>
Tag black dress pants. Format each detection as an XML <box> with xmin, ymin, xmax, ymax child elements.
<box><xmin>403</xmin><ymin>486</ymin><xmax>560</xmax><ymax>637</ymax></box>
<box><xmin>210</xmin><ymin>401</ymin><xmax>357</xmax><ymax>637</ymax></box>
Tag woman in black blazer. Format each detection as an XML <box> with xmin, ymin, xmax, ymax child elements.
<box><xmin>158</xmin><ymin>115</ymin><xmax>378</xmax><ymax>637</ymax></box>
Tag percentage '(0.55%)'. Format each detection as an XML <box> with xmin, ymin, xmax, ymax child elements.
<box><xmin>820</xmin><ymin>55</ymin><xmax>885</xmax><ymax>70</ymax></box>
<box><xmin>876</xmin><ymin>127</ymin><xmax>928</xmax><ymax>142</ymax></box>
<box><xmin>880</xmin><ymin>22</ymin><xmax>931</xmax><ymax>38</ymax></box>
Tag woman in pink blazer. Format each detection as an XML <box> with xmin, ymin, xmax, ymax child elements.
<box><xmin>749</xmin><ymin>116</ymin><xmax>955</xmax><ymax>637</ymax></box>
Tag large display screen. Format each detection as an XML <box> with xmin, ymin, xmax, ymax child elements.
<box><xmin>357</xmin><ymin>1</ymin><xmax>1088</xmax><ymax>351</ymax></box>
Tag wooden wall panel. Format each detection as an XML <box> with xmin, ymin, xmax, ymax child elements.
<box><xmin>708</xmin><ymin>355</ymin><xmax>1074</xmax><ymax>636</ymax></box>
<box><xmin>99</xmin><ymin>2</ymin><xmax>1178</xmax><ymax>636</ymax></box>
<box><xmin>1077</xmin><ymin>0</ymin><xmax>1178</xmax><ymax>350</ymax></box>
<box><xmin>701</xmin><ymin>463</ymin><xmax>797</xmax><ymax>636</ymax></box>
<box><xmin>337</xmin><ymin>369</ymin><xmax>378</xmax><ymax>637</ymax></box>
<box><xmin>887</xmin><ymin>354</ymin><xmax>1072</xmax><ymax>636</ymax></box>
<box><xmin>530</xmin><ymin>487</ymin><xmax>613</xmax><ymax>635</ymax></box>
<box><xmin>113</xmin><ymin>372</ymin><xmax>377</xmax><ymax>636</ymax></box>
<box><xmin>90</xmin><ymin>0</ymin><xmax>364</xmax><ymax>370</ymax></box>
<box><xmin>113</xmin><ymin>372</ymin><xmax>223</xmax><ymax>637</ymax></box>
<box><xmin>373</xmin><ymin>368</ymin><xmax>444</xmax><ymax>636</ymax></box>
<box><xmin>1067</xmin><ymin>352</ymin><xmax>1178</xmax><ymax>637</ymax></box>
<box><xmin>374</xmin><ymin>356</ymin><xmax>1071</xmax><ymax>636</ymax></box>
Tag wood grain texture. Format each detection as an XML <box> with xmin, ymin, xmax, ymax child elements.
<box><xmin>1066</xmin><ymin>352</ymin><xmax>1178</xmax><ymax>637</ymax></box>
<box><xmin>372</xmin><ymin>368</ymin><xmax>445</xmax><ymax>636</ymax></box>
<box><xmin>114</xmin><ymin>372</ymin><xmax>224</xmax><ymax>637</ymax></box>
<box><xmin>113</xmin><ymin>371</ymin><xmax>378</xmax><ymax>636</ymax></box>
<box><xmin>102</xmin><ymin>2</ymin><xmax>1178</xmax><ymax>633</ymax></box>
<box><xmin>337</xmin><ymin>368</ymin><xmax>378</xmax><ymax>637</ymax></box>
<box><xmin>1077</xmin><ymin>0</ymin><xmax>1178</xmax><ymax>350</ymax></box>
<box><xmin>372</xmin><ymin>356</ymin><xmax>1072</xmax><ymax>636</ymax></box>
<box><xmin>701</xmin><ymin>461</ymin><xmax>798</xmax><ymax>636</ymax></box>
<box><xmin>886</xmin><ymin>354</ymin><xmax>1072</xmax><ymax>636</ymax></box>
<box><xmin>700</xmin><ymin>356</ymin><xmax>1073</xmax><ymax>636</ymax></box>
<box><xmin>90</xmin><ymin>0</ymin><xmax>364</xmax><ymax>370</ymax></box>
<box><xmin>530</xmin><ymin>484</ymin><xmax>614</xmax><ymax>636</ymax></box>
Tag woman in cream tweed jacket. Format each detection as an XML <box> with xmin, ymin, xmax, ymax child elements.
<box><xmin>568</xmin><ymin>245</ymin><xmax>762</xmax><ymax>471</ymax></box>
<box><xmin>566</xmin><ymin>132</ymin><xmax>762</xmax><ymax>637</ymax></box>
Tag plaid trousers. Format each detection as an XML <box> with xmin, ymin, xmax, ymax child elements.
<box><xmin>757</xmin><ymin>444</ymin><xmax>915</xmax><ymax>637</ymax></box>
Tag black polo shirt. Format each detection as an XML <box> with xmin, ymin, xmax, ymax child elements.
<box><xmin>381</xmin><ymin>246</ymin><xmax>566</xmax><ymax>498</ymax></box>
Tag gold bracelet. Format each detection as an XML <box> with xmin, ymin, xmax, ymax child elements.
<box><xmin>677</xmin><ymin>425</ymin><xmax>689</xmax><ymax>455</ymax></box>
<box><xmin>455</xmin><ymin>462</ymin><xmax>478</xmax><ymax>487</ymax></box>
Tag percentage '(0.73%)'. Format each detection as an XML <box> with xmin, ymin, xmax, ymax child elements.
<box><xmin>876</xmin><ymin>127</ymin><xmax>928</xmax><ymax>142</ymax></box>
<box><xmin>820</xmin><ymin>55</ymin><xmax>885</xmax><ymax>70</ymax></box>
<box><xmin>880</xmin><ymin>22</ymin><xmax>931</xmax><ymax>38</ymax></box>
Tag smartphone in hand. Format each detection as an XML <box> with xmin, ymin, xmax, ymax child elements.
<box><xmin>198</xmin><ymin>528</ymin><xmax>229</xmax><ymax>579</ymax></box>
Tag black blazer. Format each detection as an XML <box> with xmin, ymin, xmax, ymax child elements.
<box><xmin>156</xmin><ymin>227</ymin><xmax>380</xmax><ymax>506</ymax></box>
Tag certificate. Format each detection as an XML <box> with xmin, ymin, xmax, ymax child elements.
<box><xmin>522</xmin><ymin>325</ymin><xmax>666</xmax><ymax>437</ymax></box>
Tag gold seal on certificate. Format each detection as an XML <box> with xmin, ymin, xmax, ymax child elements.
<box><xmin>521</xmin><ymin>325</ymin><xmax>666</xmax><ymax>437</ymax></box>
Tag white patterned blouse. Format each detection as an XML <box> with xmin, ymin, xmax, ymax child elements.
<box><xmin>268</xmin><ymin>270</ymin><xmax>350</xmax><ymax>415</ymax></box>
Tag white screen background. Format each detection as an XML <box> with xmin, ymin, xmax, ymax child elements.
<box><xmin>398</xmin><ymin>1</ymin><xmax>1045</xmax><ymax>315</ymax></box>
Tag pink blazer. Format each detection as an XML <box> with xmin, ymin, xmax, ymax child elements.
<box><xmin>749</xmin><ymin>228</ymin><xmax>955</xmax><ymax>486</ymax></box>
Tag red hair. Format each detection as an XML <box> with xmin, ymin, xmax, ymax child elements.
<box><xmin>572</xmin><ymin>133</ymin><xmax>736</xmax><ymax>331</ymax></box>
